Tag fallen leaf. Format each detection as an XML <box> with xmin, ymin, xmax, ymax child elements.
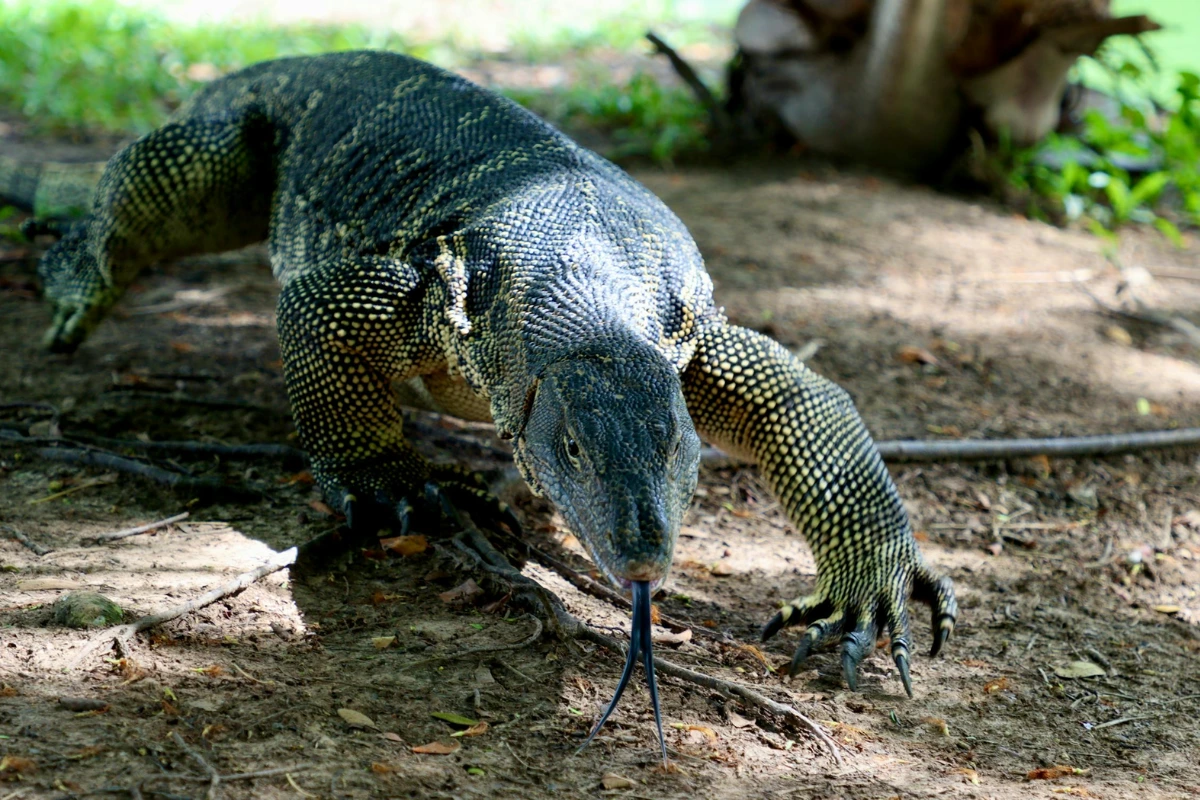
<box><xmin>983</xmin><ymin>677</ymin><xmax>1010</xmax><ymax>693</ymax></box>
<box><xmin>683</xmin><ymin>724</ymin><xmax>718</xmax><ymax>743</ymax></box>
<box><xmin>735</xmin><ymin>644</ymin><xmax>773</xmax><ymax>668</ymax></box>
<box><xmin>0</xmin><ymin>755</ymin><xmax>36</xmax><ymax>774</ymax></box>
<box><xmin>960</xmin><ymin>659</ymin><xmax>989</xmax><ymax>668</ymax></box>
<box><xmin>1054</xmin><ymin>661</ymin><xmax>1105</xmax><ymax>679</ymax></box>
<box><xmin>559</xmin><ymin>532</ymin><xmax>581</xmax><ymax>549</ymax></box>
<box><xmin>431</xmin><ymin>711</ymin><xmax>478</xmax><ymax>727</ymax></box>
<box><xmin>679</xmin><ymin>526</ymin><xmax>708</xmax><ymax>538</ymax></box>
<box><xmin>601</xmin><ymin>773</ymin><xmax>635</xmax><ymax>789</ymax></box>
<box><xmin>438</xmin><ymin>579</ymin><xmax>483</xmax><ymax>604</ymax></box>
<box><xmin>451</xmin><ymin>722</ymin><xmax>489</xmax><ymax>738</ymax></box>
<box><xmin>195</xmin><ymin>665</ymin><xmax>223</xmax><ymax>677</ymax></box>
<box><xmin>922</xmin><ymin>716</ymin><xmax>950</xmax><ymax>736</ymax></box>
<box><xmin>1028</xmin><ymin>765</ymin><xmax>1085</xmax><ymax>780</ymax></box>
<box><xmin>650</xmin><ymin>605</ymin><xmax>662</xmax><ymax>625</ymax></box>
<box><xmin>653</xmin><ymin>628</ymin><xmax>692</xmax><ymax>645</ymax></box>
<box><xmin>1104</xmin><ymin>325</ymin><xmax>1133</xmax><ymax>346</ymax></box>
<box><xmin>278</xmin><ymin>470</ymin><xmax>314</xmax><ymax>485</ymax></box>
<box><xmin>710</xmin><ymin>560</ymin><xmax>735</xmax><ymax>576</ymax></box>
<box><xmin>379</xmin><ymin>535</ymin><xmax>428</xmax><ymax>557</ymax></box>
<box><xmin>952</xmin><ymin>767</ymin><xmax>980</xmax><ymax>784</ymax></box>
<box><xmin>412</xmin><ymin>740</ymin><xmax>460</xmax><ymax>755</ymax></box>
<box><xmin>337</xmin><ymin>708</ymin><xmax>378</xmax><ymax>730</ymax></box>
<box><xmin>728</xmin><ymin>711</ymin><xmax>754</xmax><ymax>728</ymax></box>
<box><xmin>896</xmin><ymin>345</ymin><xmax>939</xmax><ymax>366</ymax></box>
<box><xmin>371</xmin><ymin>762</ymin><xmax>397</xmax><ymax>773</ymax></box>
<box><xmin>1153</xmin><ymin>604</ymin><xmax>1181</xmax><ymax>614</ymax></box>
<box><xmin>381</xmin><ymin>732</ymin><xmax>405</xmax><ymax>743</ymax></box>
<box><xmin>371</xmin><ymin>636</ymin><xmax>397</xmax><ymax>650</ymax></box>
<box><xmin>308</xmin><ymin>499</ymin><xmax>335</xmax><ymax>516</ymax></box>
<box><xmin>702</xmin><ymin>619</ymin><xmax>718</xmax><ymax>628</ymax></box>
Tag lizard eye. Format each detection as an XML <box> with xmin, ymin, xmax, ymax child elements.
<box><xmin>564</xmin><ymin>434</ymin><xmax>581</xmax><ymax>467</ymax></box>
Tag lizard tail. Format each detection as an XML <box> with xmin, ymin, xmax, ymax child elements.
<box><xmin>0</xmin><ymin>155</ymin><xmax>106</xmax><ymax>219</ymax></box>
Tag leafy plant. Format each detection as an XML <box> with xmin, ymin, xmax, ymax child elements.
<box><xmin>999</xmin><ymin>63</ymin><xmax>1199</xmax><ymax>244</ymax></box>
<box><xmin>511</xmin><ymin>70</ymin><xmax>710</xmax><ymax>164</ymax></box>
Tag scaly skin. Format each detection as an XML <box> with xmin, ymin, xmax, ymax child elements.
<box><xmin>13</xmin><ymin>51</ymin><xmax>957</xmax><ymax>755</ymax></box>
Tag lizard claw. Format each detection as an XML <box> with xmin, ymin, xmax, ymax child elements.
<box><xmin>763</xmin><ymin>561</ymin><xmax>956</xmax><ymax>695</ymax></box>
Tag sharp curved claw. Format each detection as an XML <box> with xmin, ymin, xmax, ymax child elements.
<box><xmin>841</xmin><ymin>650</ymin><xmax>859</xmax><ymax>691</ymax></box>
<box><xmin>894</xmin><ymin>650</ymin><xmax>913</xmax><ymax>698</ymax></box>
<box><xmin>788</xmin><ymin>635</ymin><xmax>813</xmax><ymax>676</ymax></box>
<box><xmin>931</xmin><ymin>615</ymin><xmax>954</xmax><ymax>658</ymax></box>
<box><xmin>576</xmin><ymin>581</ymin><xmax>666</xmax><ymax>765</ymax></box>
<box><xmin>762</xmin><ymin>606</ymin><xmax>792</xmax><ymax>641</ymax></box>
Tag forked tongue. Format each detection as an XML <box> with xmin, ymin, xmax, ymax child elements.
<box><xmin>575</xmin><ymin>580</ymin><xmax>666</xmax><ymax>765</ymax></box>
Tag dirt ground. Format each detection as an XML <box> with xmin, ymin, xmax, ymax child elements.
<box><xmin>3</xmin><ymin>131</ymin><xmax>1200</xmax><ymax>799</ymax></box>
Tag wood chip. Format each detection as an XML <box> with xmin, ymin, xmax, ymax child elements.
<box><xmin>412</xmin><ymin>740</ymin><xmax>460</xmax><ymax>755</ymax></box>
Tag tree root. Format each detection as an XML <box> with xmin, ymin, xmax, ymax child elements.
<box><xmin>33</xmin><ymin>446</ymin><xmax>262</xmax><ymax>501</ymax></box>
<box><xmin>645</xmin><ymin>31</ymin><xmax>732</xmax><ymax>142</ymax></box>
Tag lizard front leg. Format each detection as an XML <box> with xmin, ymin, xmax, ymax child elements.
<box><xmin>276</xmin><ymin>259</ymin><xmax>515</xmax><ymax>537</ymax></box>
<box><xmin>681</xmin><ymin>323</ymin><xmax>957</xmax><ymax>695</ymax></box>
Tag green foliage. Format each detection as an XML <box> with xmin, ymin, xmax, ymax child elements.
<box><xmin>510</xmin><ymin>71</ymin><xmax>710</xmax><ymax>164</ymax></box>
<box><xmin>0</xmin><ymin>0</ymin><xmax>411</xmax><ymax>134</ymax></box>
<box><xmin>1001</xmin><ymin>64</ymin><xmax>1199</xmax><ymax>244</ymax></box>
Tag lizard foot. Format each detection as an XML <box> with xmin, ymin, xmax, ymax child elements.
<box><xmin>335</xmin><ymin>465</ymin><xmax>522</xmax><ymax>540</ymax></box>
<box><xmin>760</xmin><ymin>562</ymin><xmax>957</xmax><ymax>697</ymax></box>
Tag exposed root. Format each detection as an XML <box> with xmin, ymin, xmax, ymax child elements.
<box><xmin>34</xmin><ymin>446</ymin><xmax>261</xmax><ymax>501</ymax></box>
<box><xmin>1</xmin><ymin>523</ymin><xmax>52</xmax><ymax>556</ymax></box>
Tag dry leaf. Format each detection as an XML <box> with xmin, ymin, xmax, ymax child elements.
<box><xmin>983</xmin><ymin>677</ymin><xmax>1010</xmax><ymax>693</ymax></box>
<box><xmin>438</xmin><ymin>579</ymin><xmax>483</xmax><ymax>604</ymax></box>
<box><xmin>683</xmin><ymin>724</ymin><xmax>718</xmax><ymax>743</ymax></box>
<box><xmin>381</xmin><ymin>732</ymin><xmax>405</xmax><ymax>743</ymax></box>
<box><xmin>922</xmin><ymin>716</ymin><xmax>950</xmax><ymax>736</ymax></box>
<box><xmin>650</xmin><ymin>605</ymin><xmax>662</xmax><ymax>625</ymax></box>
<box><xmin>1028</xmin><ymin>765</ymin><xmax>1084</xmax><ymax>780</ymax></box>
<box><xmin>452</xmin><ymin>722</ymin><xmax>489</xmax><ymax>738</ymax></box>
<box><xmin>710</xmin><ymin>560</ymin><xmax>735</xmax><ymax>576</ymax></box>
<box><xmin>728</xmin><ymin>711</ymin><xmax>754</xmax><ymax>728</ymax></box>
<box><xmin>308</xmin><ymin>499</ymin><xmax>335</xmax><ymax>516</ymax></box>
<box><xmin>337</xmin><ymin>708</ymin><xmax>378</xmax><ymax>730</ymax></box>
<box><xmin>653</xmin><ymin>628</ymin><xmax>692</xmax><ymax>646</ymax></box>
<box><xmin>1153</xmin><ymin>604</ymin><xmax>1181</xmax><ymax>614</ymax></box>
<box><xmin>600</xmin><ymin>773</ymin><xmax>635</xmax><ymax>789</ymax></box>
<box><xmin>0</xmin><ymin>755</ymin><xmax>36</xmax><ymax>774</ymax></box>
<box><xmin>736</xmin><ymin>643</ymin><xmax>772</xmax><ymax>667</ymax></box>
<box><xmin>371</xmin><ymin>762</ymin><xmax>397</xmax><ymax>773</ymax></box>
<box><xmin>379</xmin><ymin>535</ymin><xmax>428</xmax><ymax>557</ymax></box>
<box><xmin>952</xmin><ymin>768</ymin><xmax>980</xmax><ymax>784</ymax></box>
<box><xmin>896</xmin><ymin>345</ymin><xmax>939</xmax><ymax>365</ymax></box>
<box><xmin>412</xmin><ymin>740</ymin><xmax>460</xmax><ymax>755</ymax></box>
<box><xmin>1054</xmin><ymin>661</ymin><xmax>1105</xmax><ymax>679</ymax></box>
<box><xmin>278</xmin><ymin>470</ymin><xmax>315</xmax><ymax>485</ymax></box>
<box><xmin>960</xmin><ymin>659</ymin><xmax>989</xmax><ymax>668</ymax></box>
<box><xmin>371</xmin><ymin>636</ymin><xmax>397</xmax><ymax>650</ymax></box>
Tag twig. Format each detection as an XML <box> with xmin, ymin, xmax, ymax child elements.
<box><xmin>1090</xmin><ymin>714</ymin><xmax>1161</xmax><ymax>730</ymax></box>
<box><xmin>399</xmin><ymin>614</ymin><xmax>543</xmax><ymax>671</ymax></box>
<box><xmin>1</xmin><ymin>524</ymin><xmax>52</xmax><ymax>556</ymax></box>
<box><xmin>646</xmin><ymin>31</ymin><xmax>732</xmax><ymax>140</ymax></box>
<box><xmin>69</xmin><ymin>547</ymin><xmax>297</xmax><ymax>669</ymax></box>
<box><xmin>171</xmin><ymin>732</ymin><xmax>220</xmax><ymax>800</ymax></box>
<box><xmin>34</xmin><ymin>447</ymin><xmax>260</xmax><ymax>501</ymax></box>
<box><xmin>85</xmin><ymin>512</ymin><xmax>190</xmax><ymax>544</ymax></box>
<box><xmin>178</xmin><ymin>765</ymin><xmax>315</xmax><ymax>782</ymax></box>
<box><xmin>66</xmin><ymin>435</ymin><xmax>307</xmax><ymax>464</ymax></box>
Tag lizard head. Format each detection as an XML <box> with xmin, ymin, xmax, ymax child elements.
<box><xmin>36</xmin><ymin>222</ymin><xmax>120</xmax><ymax>354</ymax></box>
<box><xmin>518</xmin><ymin>343</ymin><xmax>701</xmax><ymax>590</ymax></box>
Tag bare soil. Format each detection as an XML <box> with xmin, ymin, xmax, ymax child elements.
<box><xmin>2</xmin><ymin>142</ymin><xmax>1200</xmax><ymax>798</ymax></box>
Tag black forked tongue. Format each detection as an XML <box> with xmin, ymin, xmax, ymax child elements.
<box><xmin>576</xmin><ymin>580</ymin><xmax>667</xmax><ymax>765</ymax></box>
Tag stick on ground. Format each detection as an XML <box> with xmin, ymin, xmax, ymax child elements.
<box><xmin>86</xmin><ymin>512</ymin><xmax>190</xmax><ymax>544</ymax></box>
<box><xmin>69</xmin><ymin>547</ymin><xmax>297</xmax><ymax>669</ymax></box>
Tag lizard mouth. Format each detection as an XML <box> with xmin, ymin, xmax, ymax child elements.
<box><xmin>575</xmin><ymin>580</ymin><xmax>667</xmax><ymax>765</ymax></box>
